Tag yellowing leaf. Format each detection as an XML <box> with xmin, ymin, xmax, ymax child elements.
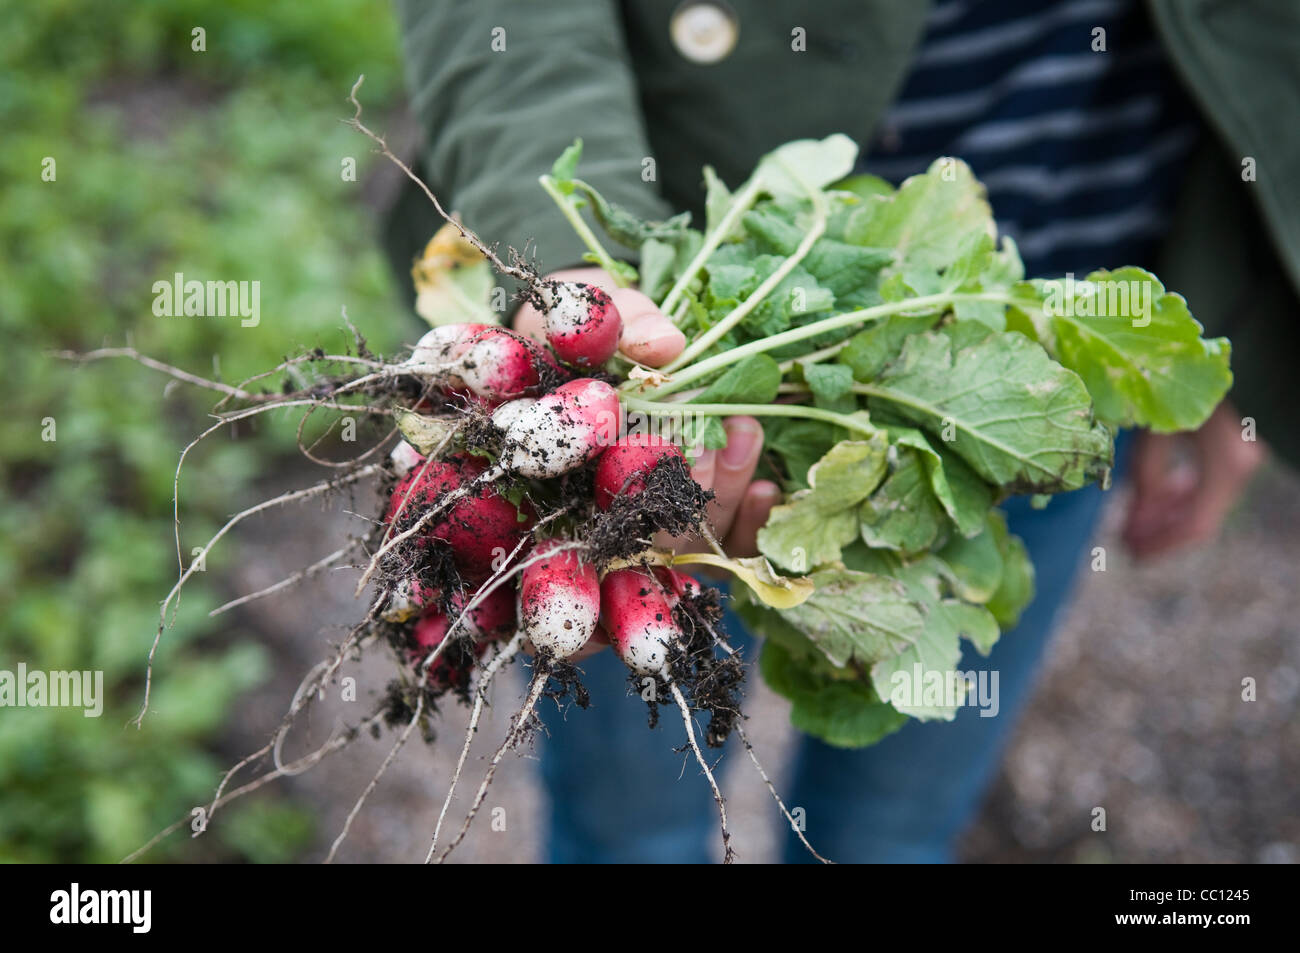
<box><xmin>411</xmin><ymin>222</ymin><xmax>497</xmax><ymax>327</ymax></box>
<box><xmin>670</xmin><ymin>553</ymin><xmax>814</xmax><ymax>609</ymax></box>
<box><xmin>394</xmin><ymin>407</ymin><xmax>458</xmax><ymax>455</ymax></box>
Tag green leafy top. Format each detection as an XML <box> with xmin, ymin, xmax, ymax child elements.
<box><xmin>545</xmin><ymin>137</ymin><xmax>1232</xmax><ymax>748</ymax></box>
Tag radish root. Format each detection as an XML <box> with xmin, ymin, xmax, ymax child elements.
<box><xmin>435</xmin><ymin>662</ymin><xmax>550</xmax><ymax>864</ymax></box>
<box><xmin>669</xmin><ymin>680</ymin><xmax>734</xmax><ymax>864</ymax></box>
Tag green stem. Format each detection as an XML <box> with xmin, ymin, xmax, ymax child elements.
<box><xmin>663</xmin><ymin>183</ymin><xmax>828</xmax><ymax>373</ymax></box>
<box><xmin>849</xmin><ymin>382</ymin><xmax>936</xmax><ymax>418</ymax></box>
<box><xmin>538</xmin><ymin>175</ymin><xmax>631</xmax><ymax>287</ymax></box>
<box><xmin>659</xmin><ymin>176</ymin><xmax>763</xmax><ymax>316</ymax></box>
<box><xmin>636</xmin><ymin>291</ymin><xmax>967</xmax><ymax>399</ymax></box>
<box><xmin>622</xmin><ymin>395</ymin><xmax>877</xmax><ymax>437</ymax></box>
<box><xmin>777</xmin><ymin>340</ymin><xmax>850</xmax><ymax>374</ymax></box>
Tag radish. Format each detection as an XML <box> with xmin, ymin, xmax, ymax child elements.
<box><xmin>406</xmin><ymin>324</ymin><xmax>557</xmax><ymax>402</ymax></box>
<box><xmin>410</xmin><ymin>610</ymin><xmax>450</xmax><ymax>666</ymax></box>
<box><xmin>408</xmin><ymin>323</ymin><xmax>491</xmax><ymax>382</ymax></box>
<box><xmin>594</xmin><ymin>433</ymin><xmax>684</xmax><ymax>509</ymax></box>
<box><xmin>538</xmin><ymin>281</ymin><xmax>622</xmax><ymax>367</ymax></box>
<box><xmin>382</xmin><ymin>577</ymin><xmax>440</xmax><ymax>623</ymax></box>
<box><xmin>654</xmin><ymin>566</ymin><xmax>702</xmax><ymax>602</ymax></box>
<box><xmin>429</xmin><ymin>457</ymin><xmax>536</xmax><ymax>580</ymax></box>
<box><xmin>384</xmin><ymin>457</ymin><xmax>462</xmax><ymax>524</ymax></box>
<box><xmin>448</xmin><ymin>583</ymin><xmax>516</xmax><ymax>643</ymax></box>
<box><xmin>389</xmin><ymin>440</ymin><xmax>423</xmax><ymax>477</ymax></box>
<box><xmin>519</xmin><ymin>541</ymin><xmax>600</xmax><ymax>658</ymax></box>
<box><xmin>498</xmin><ymin>378</ymin><xmax>621</xmax><ymax>478</ymax></box>
<box><xmin>409</xmin><ymin>610</ymin><xmax>482</xmax><ymax>687</ymax></box>
<box><xmin>386</xmin><ymin>453</ymin><xmax>535</xmax><ymax>579</ymax></box>
<box><xmin>601</xmin><ymin>568</ymin><xmax>681</xmax><ymax>675</ymax></box>
<box><xmin>457</xmin><ymin>327</ymin><xmax>559</xmax><ymax>401</ymax></box>
<box><xmin>489</xmin><ymin>397</ymin><xmax>536</xmax><ymax>433</ymax></box>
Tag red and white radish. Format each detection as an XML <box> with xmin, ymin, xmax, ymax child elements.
<box><xmin>497</xmin><ymin>378</ymin><xmax>621</xmax><ymax>478</ymax></box>
<box><xmin>448</xmin><ymin>583</ymin><xmax>516</xmax><ymax>643</ymax></box>
<box><xmin>538</xmin><ymin>281</ymin><xmax>622</xmax><ymax>367</ymax></box>
<box><xmin>407</xmin><ymin>323</ymin><xmax>491</xmax><ymax>383</ymax></box>
<box><xmin>409</xmin><ymin>610</ymin><xmax>482</xmax><ymax>687</ymax></box>
<box><xmin>457</xmin><ymin>327</ymin><xmax>558</xmax><ymax>402</ymax></box>
<box><xmin>384</xmin><ymin>456</ymin><xmax>462</xmax><ymax>524</ymax></box>
<box><xmin>601</xmin><ymin>567</ymin><xmax>681</xmax><ymax>675</ymax></box>
<box><xmin>390</xmin><ymin>440</ymin><xmax>423</xmax><ymax>477</ymax></box>
<box><xmin>382</xmin><ymin>576</ymin><xmax>441</xmax><ymax>623</ymax></box>
<box><xmin>386</xmin><ymin>453</ymin><xmax>535</xmax><ymax>580</ymax></box>
<box><xmin>406</xmin><ymin>324</ymin><xmax>557</xmax><ymax>403</ymax></box>
<box><xmin>594</xmin><ymin>433</ymin><xmax>685</xmax><ymax>509</ymax></box>
<box><xmin>654</xmin><ymin>566</ymin><xmax>702</xmax><ymax>602</ymax></box>
<box><xmin>489</xmin><ymin>396</ymin><xmax>535</xmax><ymax>433</ymax></box>
<box><xmin>519</xmin><ymin>541</ymin><xmax>600</xmax><ymax>658</ymax></box>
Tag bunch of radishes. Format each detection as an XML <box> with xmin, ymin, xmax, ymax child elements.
<box><xmin>377</xmin><ymin>277</ymin><xmax>716</xmax><ymax>693</ymax></box>
<box><xmin>364</xmin><ymin>275</ymin><xmax>760</xmax><ymax>860</ymax></box>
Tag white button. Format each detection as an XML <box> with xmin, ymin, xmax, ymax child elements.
<box><xmin>671</xmin><ymin>1</ymin><xmax>739</xmax><ymax>65</ymax></box>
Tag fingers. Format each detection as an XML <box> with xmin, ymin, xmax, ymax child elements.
<box><xmin>723</xmin><ymin>480</ymin><xmax>782</xmax><ymax>557</ymax></box>
<box><xmin>706</xmin><ymin>417</ymin><xmax>765</xmax><ymax>543</ymax></box>
<box><xmin>1121</xmin><ymin>432</ymin><xmax>1179</xmax><ymax>551</ymax></box>
<box><xmin>1123</xmin><ymin>403</ymin><xmax>1266</xmax><ymax>560</ymax></box>
<box><xmin>615</xmin><ymin>287</ymin><xmax>685</xmax><ymax>367</ymax></box>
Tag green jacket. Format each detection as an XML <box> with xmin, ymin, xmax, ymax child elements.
<box><xmin>387</xmin><ymin>0</ymin><xmax>1300</xmax><ymax>464</ymax></box>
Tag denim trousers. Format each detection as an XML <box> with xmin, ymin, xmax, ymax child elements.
<box><xmin>538</xmin><ymin>437</ymin><xmax>1131</xmax><ymax>863</ymax></box>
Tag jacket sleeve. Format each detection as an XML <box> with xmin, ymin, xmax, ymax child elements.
<box><xmin>395</xmin><ymin>0</ymin><xmax>675</xmax><ymax>274</ymax></box>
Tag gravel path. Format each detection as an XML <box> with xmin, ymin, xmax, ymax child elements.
<box><xmin>215</xmin><ymin>460</ymin><xmax>1299</xmax><ymax>863</ymax></box>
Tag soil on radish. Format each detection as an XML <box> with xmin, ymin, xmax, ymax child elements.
<box><xmin>669</xmin><ymin>586</ymin><xmax>744</xmax><ymax>748</ymax></box>
<box><xmin>586</xmin><ymin>455</ymin><xmax>714</xmax><ymax>566</ymax></box>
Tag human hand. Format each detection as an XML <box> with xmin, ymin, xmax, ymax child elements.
<box><xmin>1122</xmin><ymin>400</ymin><xmax>1266</xmax><ymax>560</ymax></box>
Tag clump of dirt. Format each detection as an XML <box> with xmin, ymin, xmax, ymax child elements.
<box><xmin>586</xmin><ymin>456</ymin><xmax>714</xmax><ymax>566</ymax></box>
<box><xmin>461</xmin><ymin>408</ymin><xmax>504</xmax><ymax>458</ymax></box>
<box><xmin>668</xmin><ymin>585</ymin><xmax>744</xmax><ymax>747</ymax></box>
<box><xmin>542</xmin><ymin>657</ymin><xmax>591</xmax><ymax>712</ymax></box>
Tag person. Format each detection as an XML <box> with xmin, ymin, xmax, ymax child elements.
<box><xmin>385</xmin><ymin>0</ymin><xmax>1291</xmax><ymax>862</ymax></box>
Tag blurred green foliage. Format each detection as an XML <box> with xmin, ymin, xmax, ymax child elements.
<box><xmin>0</xmin><ymin>0</ymin><xmax>409</xmax><ymax>861</ymax></box>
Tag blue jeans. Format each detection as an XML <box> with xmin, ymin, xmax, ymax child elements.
<box><xmin>539</xmin><ymin>437</ymin><xmax>1131</xmax><ymax>863</ymax></box>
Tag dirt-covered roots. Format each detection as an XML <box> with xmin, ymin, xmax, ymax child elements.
<box><xmin>667</xmin><ymin>586</ymin><xmax>744</xmax><ymax>747</ymax></box>
<box><xmin>587</xmin><ymin>455</ymin><xmax>714</xmax><ymax>565</ymax></box>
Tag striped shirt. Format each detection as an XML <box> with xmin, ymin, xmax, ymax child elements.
<box><xmin>861</xmin><ymin>0</ymin><xmax>1200</xmax><ymax>278</ymax></box>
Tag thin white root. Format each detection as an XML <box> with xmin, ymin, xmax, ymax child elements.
<box><xmin>669</xmin><ymin>680</ymin><xmax>734</xmax><ymax>864</ymax></box>
<box><xmin>734</xmin><ymin>722</ymin><xmax>833</xmax><ymax>864</ymax></box>
<box><xmin>271</xmin><ymin>628</ymin><xmax>390</xmax><ymax>777</ymax></box>
<box><xmin>55</xmin><ymin>347</ymin><xmax>269</xmax><ymax>402</ymax></box>
<box><xmin>323</xmin><ymin>694</ymin><xmax>424</xmax><ymax>864</ymax></box>
<box><xmin>136</xmin><ymin>464</ymin><xmax>383</xmax><ymax>729</ymax></box>
<box><xmin>121</xmin><ymin>710</ymin><xmax>384</xmax><ymax>864</ymax></box>
<box><xmin>346</xmin><ymin>75</ymin><xmax>537</xmax><ymax>286</ymax></box>
<box><xmin>700</xmin><ymin>620</ymin><xmax>830</xmax><ymax>863</ymax></box>
<box><xmin>426</xmin><ymin>632</ymin><xmax>526</xmax><ymax>862</ymax></box>
<box><xmin>217</xmin><ymin>594</ymin><xmax>386</xmax><ymax>827</ymax></box>
<box><xmin>435</xmin><ymin>664</ymin><xmax>550</xmax><ymax>863</ymax></box>
<box><xmin>209</xmin><ymin>541</ymin><xmax>361</xmax><ymax>617</ymax></box>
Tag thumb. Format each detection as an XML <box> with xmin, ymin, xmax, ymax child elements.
<box><xmin>613</xmin><ymin>287</ymin><xmax>686</xmax><ymax>367</ymax></box>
